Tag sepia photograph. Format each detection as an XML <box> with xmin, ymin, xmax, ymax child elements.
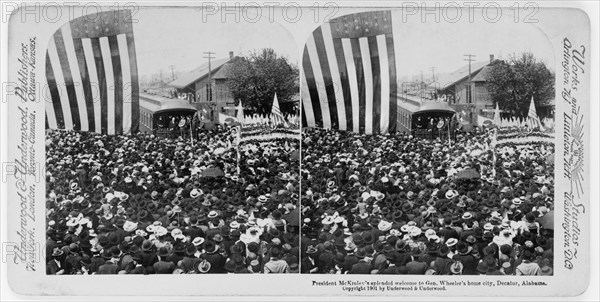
<box><xmin>300</xmin><ymin>9</ymin><xmax>556</xmax><ymax>276</ymax></box>
<box><xmin>42</xmin><ymin>7</ymin><xmax>301</xmax><ymax>275</ymax></box>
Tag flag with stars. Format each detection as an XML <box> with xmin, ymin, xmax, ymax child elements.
<box><xmin>301</xmin><ymin>10</ymin><xmax>397</xmax><ymax>134</ymax></box>
<box><xmin>45</xmin><ymin>10</ymin><xmax>139</xmax><ymax>135</ymax></box>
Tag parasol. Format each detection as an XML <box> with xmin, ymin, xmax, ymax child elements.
<box><xmin>283</xmin><ymin>208</ymin><xmax>300</xmax><ymax>226</ymax></box>
<box><xmin>200</xmin><ymin>167</ymin><xmax>224</xmax><ymax>178</ymax></box>
<box><xmin>539</xmin><ymin>210</ymin><xmax>554</xmax><ymax>230</ymax></box>
<box><xmin>290</xmin><ymin>150</ymin><xmax>300</xmax><ymax>160</ymax></box>
<box><xmin>455</xmin><ymin>168</ymin><xmax>480</xmax><ymax>180</ymax></box>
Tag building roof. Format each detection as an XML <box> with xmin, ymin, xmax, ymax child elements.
<box><xmin>168</xmin><ymin>57</ymin><xmax>231</xmax><ymax>89</ymax></box>
<box><xmin>397</xmin><ymin>97</ymin><xmax>456</xmax><ymax>114</ymax></box>
<box><xmin>471</xmin><ymin>65</ymin><xmax>492</xmax><ymax>82</ymax></box>
<box><xmin>435</xmin><ymin>61</ymin><xmax>489</xmax><ymax>90</ymax></box>
<box><xmin>418</xmin><ymin>101</ymin><xmax>456</xmax><ymax>113</ymax></box>
<box><xmin>212</xmin><ymin>61</ymin><xmax>234</xmax><ymax>80</ymax></box>
<box><xmin>139</xmin><ymin>92</ymin><xmax>197</xmax><ymax>113</ymax></box>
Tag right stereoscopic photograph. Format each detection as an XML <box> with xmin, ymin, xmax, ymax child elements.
<box><xmin>300</xmin><ymin>9</ymin><xmax>555</xmax><ymax>275</ymax></box>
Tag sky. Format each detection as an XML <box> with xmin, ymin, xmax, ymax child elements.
<box><xmin>129</xmin><ymin>6</ymin><xmax>555</xmax><ymax>83</ymax></box>
<box><xmin>389</xmin><ymin>8</ymin><xmax>555</xmax><ymax>81</ymax></box>
<box><xmin>132</xmin><ymin>7</ymin><xmax>300</xmax><ymax>78</ymax></box>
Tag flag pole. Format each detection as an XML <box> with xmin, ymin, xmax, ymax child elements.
<box><xmin>236</xmin><ymin>125</ymin><xmax>241</xmax><ymax>176</ymax></box>
<box><xmin>448</xmin><ymin>125</ymin><xmax>451</xmax><ymax>148</ymax></box>
<box><xmin>447</xmin><ymin>117</ymin><xmax>452</xmax><ymax>148</ymax></box>
<box><xmin>190</xmin><ymin>117</ymin><xmax>194</xmax><ymax>147</ymax></box>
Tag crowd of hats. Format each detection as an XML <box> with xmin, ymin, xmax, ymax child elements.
<box><xmin>299</xmin><ymin>127</ymin><xmax>554</xmax><ymax>275</ymax></box>
<box><xmin>45</xmin><ymin>127</ymin><xmax>300</xmax><ymax>274</ymax></box>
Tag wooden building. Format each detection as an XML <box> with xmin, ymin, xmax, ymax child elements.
<box><xmin>168</xmin><ymin>52</ymin><xmax>237</xmax><ymax>122</ymax></box>
<box><xmin>435</xmin><ymin>55</ymin><xmax>496</xmax><ymax>125</ymax></box>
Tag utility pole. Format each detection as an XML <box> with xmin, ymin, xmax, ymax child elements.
<box><xmin>431</xmin><ymin>67</ymin><xmax>436</xmax><ymax>83</ymax></box>
<box><xmin>420</xmin><ymin>70</ymin><xmax>424</xmax><ymax>102</ymax></box>
<box><xmin>463</xmin><ymin>54</ymin><xmax>475</xmax><ymax>103</ymax></box>
<box><xmin>169</xmin><ymin>65</ymin><xmax>176</xmax><ymax>81</ymax></box>
<box><xmin>159</xmin><ymin>69</ymin><xmax>164</xmax><ymax>94</ymax></box>
<box><xmin>464</xmin><ymin>54</ymin><xmax>476</xmax><ymax>123</ymax></box>
<box><xmin>203</xmin><ymin>51</ymin><xmax>215</xmax><ymax>101</ymax></box>
<box><xmin>203</xmin><ymin>51</ymin><xmax>216</xmax><ymax>120</ymax></box>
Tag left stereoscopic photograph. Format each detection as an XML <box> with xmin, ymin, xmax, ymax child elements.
<box><xmin>44</xmin><ymin>7</ymin><xmax>301</xmax><ymax>275</ymax></box>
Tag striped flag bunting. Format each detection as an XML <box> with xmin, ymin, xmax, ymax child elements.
<box><xmin>239</xmin><ymin>126</ymin><xmax>299</xmax><ymax>143</ymax></box>
<box><xmin>492</xmin><ymin>128</ymin><xmax>554</xmax><ymax>148</ymax></box>
<box><xmin>45</xmin><ymin>10</ymin><xmax>139</xmax><ymax>135</ymax></box>
<box><xmin>301</xmin><ymin>10</ymin><xmax>397</xmax><ymax>134</ymax></box>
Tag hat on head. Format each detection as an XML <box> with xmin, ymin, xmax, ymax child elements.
<box><xmin>461</xmin><ymin>212</ymin><xmax>473</xmax><ymax>220</ymax></box>
<box><xmin>123</xmin><ymin>221</ymin><xmax>138</xmax><ymax>233</ymax></box>
<box><xmin>197</xmin><ymin>259</ymin><xmax>211</xmax><ymax>273</ymax></box>
<box><xmin>51</xmin><ymin>247</ymin><xmax>64</xmax><ymax>257</ymax></box>
<box><xmin>157</xmin><ymin>246</ymin><xmax>170</xmax><ymax>258</ymax></box>
<box><xmin>344</xmin><ymin>241</ymin><xmax>357</xmax><ymax>252</ymax></box>
<box><xmin>445</xmin><ymin>190</ymin><xmax>458</xmax><ymax>199</ymax></box>
<box><xmin>204</xmin><ymin>241</ymin><xmax>218</xmax><ymax>254</ymax></box>
<box><xmin>540</xmin><ymin>265</ymin><xmax>553</xmax><ymax>276</ymax></box>
<box><xmin>446</xmin><ymin>238</ymin><xmax>458</xmax><ymax>247</ymax></box>
<box><xmin>306</xmin><ymin>245</ymin><xmax>318</xmax><ymax>255</ymax></box>
<box><xmin>477</xmin><ymin>261</ymin><xmax>489</xmax><ymax>274</ymax></box>
<box><xmin>450</xmin><ymin>261</ymin><xmax>464</xmax><ymax>275</ymax></box>
<box><xmin>191</xmin><ymin>237</ymin><xmax>205</xmax><ymax>247</ymax></box>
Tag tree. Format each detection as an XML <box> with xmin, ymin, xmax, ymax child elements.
<box><xmin>227</xmin><ymin>48</ymin><xmax>299</xmax><ymax>114</ymax></box>
<box><xmin>485</xmin><ymin>52</ymin><xmax>555</xmax><ymax>118</ymax></box>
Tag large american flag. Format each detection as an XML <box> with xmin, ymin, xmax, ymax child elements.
<box><xmin>301</xmin><ymin>10</ymin><xmax>397</xmax><ymax>134</ymax></box>
<box><xmin>45</xmin><ymin>10</ymin><xmax>139</xmax><ymax>135</ymax></box>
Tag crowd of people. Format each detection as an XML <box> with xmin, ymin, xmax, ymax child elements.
<box><xmin>300</xmin><ymin>126</ymin><xmax>554</xmax><ymax>275</ymax></box>
<box><xmin>46</xmin><ymin>120</ymin><xmax>555</xmax><ymax>276</ymax></box>
<box><xmin>45</xmin><ymin>125</ymin><xmax>300</xmax><ymax>274</ymax></box>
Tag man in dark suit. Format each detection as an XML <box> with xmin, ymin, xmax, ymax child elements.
<box><xmin>342</xmin><ymin>246</ymin><xmax>359</xmax><ymax>273</ymax></box>
<box><xmin>89</xmin><ymin>248</ymin><xmax>106</xmax><ymax>274</ymax></box>
<box><xmin>184</xmin><ymin>216</ymin><xmax>205</xmax><ymax>239</ymax></box>
<box><xmin>153</xmin><ymin>247</ymin><xmax>176</xmax><ymax>274</ymax></box>
<box><xmin>129</xmin><ymin>257</ymin><xmax>147</xmax><ymax>274</ymax></box>
<box><xmin>349</xmin><ymin>248</ymin><xmax>371</xmax><ymax>274</ymax></box>
<box><xmin>46</xmin><ymin>247</ymin><xmax>65</xmax><ymax>275</ymax></box>
<box><xmin>381</xmin><ymin>253</ymin><xmax>401</xmax><ymax>274</ymax></box>
<box><xmin>438</xmin><ymin>217</ymin><xmax>459</xmax><ymax>241</ymax></box>
<box><xmin>136</xmin><ymin>240</ymin><xmax>158</xmax><ymax>269</ymax></box>
<box><xmin>97</xmin><ymin>249</ymin><xmax>119</xmax><ymax>274</ymax></box>
<box><xmin>201</xmin><ymin>241</ymin><xmax>225</xmax><ymax>273</ymax></box>
<box><xmin>166</xmin><ymin>242</ymin><xmax>186</xmax><ymax>266</ymax></box>
<box><xmin>405</xmin><ymin>248</ymin><xmax>428</xmax><ymax>275</ymax></box>
<box><xmin>301</xmin><ymin>245</ymin><xmax>319</xmax><ymax>274</ymax></box>
<box><xmin>452</xmin><ymin>241</ymin><xmax>478</xmax><ymax>275</ymax></box>
<box><xmin>318</xmin><ymin>241</ymin><xmax>335</xmax><ymax>273</ymax></box>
